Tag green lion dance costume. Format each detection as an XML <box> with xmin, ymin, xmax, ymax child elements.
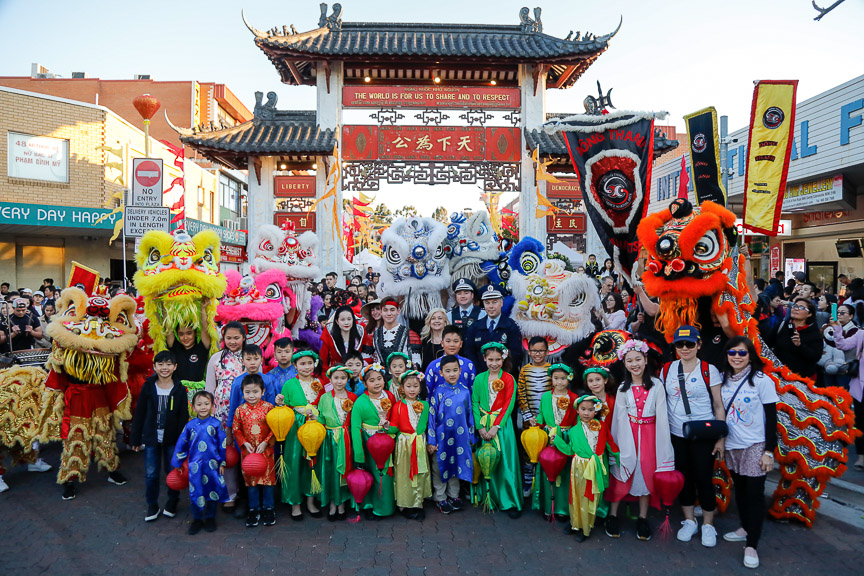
<box><xmin>134</xmin><ymin>228</ymin><xmax>226</xmax><ymax>355</ymax></box>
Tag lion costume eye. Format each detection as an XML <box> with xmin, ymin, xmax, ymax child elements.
<box><xmin>476</xmin><ymin>222</ymin><xmax>488</xmax><ymax>236</ymax></box>
<box><xmin>148</xmin><ymin>248</ymin><xmax>161</xmax><ymax>265</ymax></box>
<box><xmin>520</xmin><ymin>252</ymin><xmax>541</xmax><ymax>275</ymax></box>
<box><xmin>385</xmin><ymin>245</ymin><xmax>401</xmax><ymax>266</ymax></box>
<box><xmin>568</xmin><ymin>292</ymin><xmax>587</xmax><ymax>308</ymax></box>
<box><xmin>203</xmin><ymin>249</ymin><xmax>213</xmax><ymax>264</ymax></box>
<box><xmin>265</xmin><ymin>283</ymin><xmax>282</xmax><ymax>300</ymax></box>
<box><xmin>693</xmin><ymin>231</ymin><xmax>721</xmax><ymax>262</ymax></box>
<box><xmin>434</xmin><ymin>244</ymin><xmax>446</xmax><ymax>259</ymax></box>
<box><xmin>260</xmin><ymin>240</ymin><xmax>274</xmax><ymax>252</ymax></box>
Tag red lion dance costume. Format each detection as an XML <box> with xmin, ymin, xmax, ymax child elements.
<box><xmin>44</xmin><ymin>285</ymin><xmax>145</xmax><ymax>490</ymax></box>
<box><xmin>637</xmin><ymin>198</ymin><xmax>860</xmax><ymax>526</ymax></box>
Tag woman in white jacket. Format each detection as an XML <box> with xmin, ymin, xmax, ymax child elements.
<box><xmin>605</xmin><ymin>339</ymin><xmax>675</xmax><ymax>541</ymax></box>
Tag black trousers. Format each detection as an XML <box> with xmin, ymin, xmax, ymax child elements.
<box><xmin>671</xmin><ymin>434</ymin><xmax>717</xmax><ymax>512</ymax></box>
<box><xmin>730</xmin><ymin>471</ymin><xmax>766</xmax><ymax>549</ymax></box>
<box><xmin>855</xmin><ymin>398</ymin><xmax>864</xmax><ymax>454</ymax></box>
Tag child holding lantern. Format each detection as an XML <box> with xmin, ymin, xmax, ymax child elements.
<box><xmin>553</xmin><ymin>395</ymin><xmax>618</xmax><ymax>541</ymax></box>
<box><xmin>350</xmin><ymin>364</ymin><xmax>397</xmax><ymax>519</ymax></box>
<box><xmin>232</xmin><ymin>374</ymin><xmax>276</xmax><ymax>528</ymax></box>
<box><xmin>391</xmin><ymin>370</ymin><xmax>432</xmax><ymax>520</ymax></box>
<box><xmin>276</xmin><ymin>350</ymin><xmax>324</xmax><ymax>520</ymax></box>
<box><xmin>472</xmin><ymin>342</ymin><xmax>522</xmax><ymax>518</ymax></box>
<box><xmin>317</xmin><ymin>365</ymin><xmax>358</xmax><ymax>520</ymax></box>
<box><xmin>533</xmin><ymin>364</ymin><xmax>580</xmax><ymax>520</ymax></box>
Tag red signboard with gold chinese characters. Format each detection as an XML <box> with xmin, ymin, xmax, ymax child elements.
<box><xmin>343</xmin><ymin>85</ymin><xmax>520</xmax><ymax>110</ymax></box>
<box><xmin>547</xmin><ymin>213</ymin><xmax>587</xmax><ymax>234</ymax></box>
<box><xmin>221</xmin><ymin>244</ymin><xmax>246</xmax><ymax>264</ymax></box>
<box><xmin>274</xmin><ymin>212</ymin><xmax>316</xmax><ymax>232</ymax></box>
<box><xmin>342</xmin><ymin>126</ymin><xmax>520</xmax><ymax>163</ymax></box>
<box><xmin>274</xmin><ymin>175</ymin><xmax>316</xmax><ymax>198</ymax></box>
<box><xmin>547</xmin><ymin>178</ymin><xmax>583</xmax><ymax>200</ymax></box>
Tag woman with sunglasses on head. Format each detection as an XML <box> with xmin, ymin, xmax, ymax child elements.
<box><xmin>765</xmin><ymin>297</ymin><xmax>823</xmax><ymax>381</ymax></box>
<box><xmin>830</xmin><ymin>309</ymin><xmax>864</xmax><ymax>471</ymax></box>
<box><xmin>719</xmin><ymin>336</ymin><xmax>778</xmax><ymax>569</ymax></box>
<box><xmin>660</xmin><ymin>326</ymin><xmax>725</xmax><ymax>548</ymax></box>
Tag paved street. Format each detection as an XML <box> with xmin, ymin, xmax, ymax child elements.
<box><xmin>1</xmin><ymin>441</ymin><xmax>862</xmax><ymax>575</ymax></box>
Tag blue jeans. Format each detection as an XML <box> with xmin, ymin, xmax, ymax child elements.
<box><xmin>247</xmin><ymin>485</ymin><xmax>275</xmax><ymax>511</ymax></box>
<box><xmin>145</xmin><ymin>443</ymin><xmax>179</xmax><ymax>507</ymax></box>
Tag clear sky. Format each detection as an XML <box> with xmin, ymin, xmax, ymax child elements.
<box><xmin>1</xmin><ymin>0</ymin><xmax>861</xmax><ymax>215</ymax></box>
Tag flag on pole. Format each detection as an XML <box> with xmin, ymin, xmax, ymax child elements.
<box><xmin>683</xmin><ymin>107</ymin><xmax>726</xmax><ymax>206</ymax></box>
<box><xmin>742</xmin><ymin>80</ymin><xmax>798</xmax><ymax>235</ymax></box>
<box><xmin>677</xmin><ymin>154</ymin><xmax>689</xmax><ymax>200</ymax></box>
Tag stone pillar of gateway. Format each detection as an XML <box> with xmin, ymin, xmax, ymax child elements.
<box><xmin>177</xmin><ymin>4</ymin><xmax>628</xmax><ymax>275</ymax></box>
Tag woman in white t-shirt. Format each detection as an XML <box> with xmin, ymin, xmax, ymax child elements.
<box><xmin>719</xmin><ymin>336</ymin><xmax>778</xmax><ymax>570</ymax></box>
<box><xmin>661</xmin><ymin>326</ymin><xmax>725</xmax><ymax>548</ymax></box>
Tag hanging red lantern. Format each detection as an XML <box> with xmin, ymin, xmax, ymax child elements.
<box><xmin>166</xmin><ymin>461</ymin><xmax>189</xmax><ymax>491</ymax></box>
<box><xmin>538</xmin><ymin>446</ymin><xmax>568</xmax><ymax>483</ymax></box>
<box><xmin>225</xmin><ymin>445</ymin><xmax>240</xmax><ymax>468</ymax></box>
<box><xmin>345</xmin><ymin>468</ymin><xmax>374</xmax><ymax>504</ymax></box>
<box><xmin>132</xmin><ymin>94</ymin><xmax>161</xmax><ymax>120</ymax></box>
<box><xmin>241</xmin><ymin>452</ymin><xmax>268</xmax><ymax>477</ymax></box>
<box><xmin>367</xmin><ymin>433</ymin><xmax>395</xmax><ymax>470</ymax></box>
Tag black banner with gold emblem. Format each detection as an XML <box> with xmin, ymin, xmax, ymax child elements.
<box><xmin>684</xmin><ymin>107</ymin><xmax>727</xmax><ymax>207</ymax></box>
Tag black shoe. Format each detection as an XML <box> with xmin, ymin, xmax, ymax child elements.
<box><xmin>436</xmin><ymin>500</ymin><xmax>454</xmax><ymax>515</ymax></box>
<box><xmin>364</xmin><ymin>509</ymin><xmax>376</xmax><ymax>521</ymax></box>
<box><xmin>555</xmin><ymin>514</ymin><xmax>569</xmax><ymax>523</ymax></box>
<box><xmin>604</xmin><ymin>515</ymin><xmax>620</xmax><ymax>538</ymax></box>
<box><xmin>506</xmin><ymin>508</ymin><xmax>522</xmax><ymax>519</ymax></box>
<box><xmin>328</xmin><ymin>510</ymin><xmax>339</xmax><ymax>522</ymax></box>
<box><xmin>290</xmin><ymin>510</ymin><xmax>304</xmax><ymax>521</ymax></box>
<box><xmin>573</xmin><ymin>529</ymin><xmax>586</xmax><ymax>542</ymax></box>
<box><xmin>145</xmin><ymin>504</ymin><xmax>160</xmax><ymax>522</ymax></box>
<box><xmin>261</xmin><ymin>509</ymin><xmax>276</xmax><ymax>526</ymax></box>
<box><xmin>188</xmin><ymin>519</ymin><xmax>204</xmax><ymax>535</ymax></box>
<box><xmin>246</xmin><ymin>510</ymin><xmax>261</xmax><ymax>528</ymax></box>
<box><xmin>449</xmin><ymin>497</ymin><xmax>465</xmax><ymax>511</ymax></box>
<box><xmin>62</xmin><ymin>482</ymin><xmax>76</xmax><ymax>501</ymax></box>
<box><xmin>203</xmin><ymin>518</ymin><xmax>216</xmax><ymax>532</ymax></box>
<box><xmin>562</xmin><ymin>522</ymin><xmax>574</xmax><ymax>535</ymax></box>
<box><xmin>233</xmin><ymin>501</ymin><xmax>247</xmax><ymax>519</ymax></box>
<box><xmin>163</xmin><ymin>499</ymin><xmax>178</xmax><ymax>518</ymax></box>
<box><xmin>415</xmin><ymin>509</ymin><xmax>426</xmax><ymax>522</ymax></box>
<box><xmin>307</xmin><ymin>505</ymin><xmax>323</xmax><ymax>518</ymax></box>
<box><xmin>107</xmin><ymin>471</ymin><xmax>127</xmax><ymax>486</ymax></box>
<box><xmin>636</xmin><ymin>517</ymin><xmax>651</xmax><ymax>541</ymax></box>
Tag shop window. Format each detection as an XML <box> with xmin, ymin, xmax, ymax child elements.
<box><xmin>16</xmin><ymin>244</ymin><xmax>63</xmax><ymax>292</ymax></box>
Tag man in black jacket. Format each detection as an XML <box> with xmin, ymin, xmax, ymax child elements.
<box><xmin>464</xmin><ymin>285</ymin><xmax>524</xmax><ymax>377</ymax></box>
<box><xmin>131</xmin><ymin>350</ymin><xmax>190</xmax><ymax>522</ymax></box>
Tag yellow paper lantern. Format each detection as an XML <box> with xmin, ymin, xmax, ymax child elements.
<box><xmin>266</xmin><ymin>406</ymin><xmax>295</xmax><ymax>442</ymax></box>
<box><xmin>297</xmin><ymin>420</ymin><xmax>326</xmax><ymax>458</ymax></box>
<box><xmin>520</xmin><ymin>426</ymin><xmax>549</xmax><ymax>464</ymax></box>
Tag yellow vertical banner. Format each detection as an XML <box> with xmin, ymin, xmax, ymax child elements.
<box><xmin>742</xmin><ymin>80</ymin><xmax>798</xmax><ymax>235</ymax></box>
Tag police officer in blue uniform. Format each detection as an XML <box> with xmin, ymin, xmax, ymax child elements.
<box><xmin>448</xmin><ymin>278</ymin><xmax>485</xmax><ymax>334</ymax></box>
<box><xmin>464</xmin><ymin>285</ymin><xmax>523</xmax><ymax>378</ymax></box>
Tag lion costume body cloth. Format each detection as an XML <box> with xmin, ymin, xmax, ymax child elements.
<box><xmin>637</xmin><ymin>198</ymin><xmax>860</xmax><ymax>526</ymax></box>
<box><xmin>43</xmin><ymin>288</ymin><xmax>143</xmax><ymax>483</ymax></box>
<box><xmin>134</xmin><ymin>228</ymin><xmax>226</xmax><ymax>355</ymax></box>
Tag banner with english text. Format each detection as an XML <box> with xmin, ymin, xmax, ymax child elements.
<box><xmin>684</xmin><ymin>107</ymin><xmax>726</xmax><ymax>207</ymax></box>
<box><xmin>552</xmin><ymin>110</ymin><xmax>659</xmax><ymax>285</ymax></box>
<box><xmin>743</xmin><ymin>80</ymin><xmax>798</xmax><ymax>235</ymax></box>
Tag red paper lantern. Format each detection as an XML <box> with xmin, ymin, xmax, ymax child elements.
<box><xmin>345</xmin><ymin>468</ymin><xmax>374</xmax><ymax>504</ymax></box>
<box><xmin>538</xmin><ymin>445</ymin><xmax>568</xmax><ymax>483</ymax></box>
<box><xmin>241</xmin><ymin>453</ymin><xmax>268</xmax><ymax>477</ymax></box>
<box><xmin>225</xmin><ymin>445</ymin><xmax>240</xmax><ymax>468</ymax></box>
<box><xmin>654</xmin><ymin>470</ymin><xmax>685</xmax><ymax>507</ymax></box>
<box><xmin>132</xmin><ymin>94</ymin><xmax>161</xmax><ymax>120</ymax></box>
<box><xmin>166</xmin><ymin>463</ymin><xmax>189</xmax><ymax>491</ymax></box>
<box><xmin>367</xmin><ymin>433</ymin><xmax>395</xmax><ymax>470</ymax></box>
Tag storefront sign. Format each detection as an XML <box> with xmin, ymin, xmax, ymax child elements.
<box><xmin>185</xmin><ymin>217</ymin><xmax>248</xmax><ymax>245</ymax></box>
<box><xmin>7</xmin><ymin>132</ymin><xmax>69</xmax><ymax>183</ymax></box>
<box><xmin>782</xmin><ymin>175</ymin><xmax>844</xmax><ymax>211</ymax></box>
<box><xmin>342</xmin><ymin>126</ymin><xmax>520</xmax><ymax>162</ymax></box>
<box><xmin>800</xmin><ymin>210</ymin><xmax>850</xmax><ymax>226</ymax></box>
<box><xmin>546</xmin><ymin>178</ymin><xmax>583</xmax><ymax>199</ymax></box>
<box><xmin>274</xmin><ymin>212</ymin><xmax>316</xmax><ymax>232</ymax></box>
<box><xmin>0</xmin><ymin>201</ymin><xmax>117</xmax><ymax>229</ymax></box>
<box><xmin>735</xmin><ymin>218</ymin><xmax>791</xmax><ymax>236</ymax></box>
<box><xmin>343</xmin><ymin>85</ymin><xmax>520</xmax><ymax>110</ymax></box>
<box><xmin>274</xmin><ymin>175</ymin><xmax>316</xmax><ymax>198</ymax></box>
<box><xmin>770</xmin><ymin>246</ymin><xmax>781</xmax><ymax>276</ymax></box>
<box><xmin>124</xmin><ymin>206</ymin><xmax>171</xmax><ymax>237</ymax></box>
<box><xmin>221</xmin><ymin>244</ymin><xmax>246</xmax><ymax>263</ymax></box>
<box><xmin>546</xmin><ymin>213</ymin><xmax>587</xmax><ymax>234</ymax></box>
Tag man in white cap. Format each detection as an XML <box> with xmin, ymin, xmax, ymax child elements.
<box><xmin>464</xmin><ymin>285</ymin><xmax>523</xmax><ymax>377</ymax></box>
<box><xmin>7</xmin><ymin>298</ymin><xmax>42</xmax><ymax>351</ymax></box>
<box><xmin>448</xmin><ymin>278</ymin><xmax>485</xmax><ymax>334</ymax></box>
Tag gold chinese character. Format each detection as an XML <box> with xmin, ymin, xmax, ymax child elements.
<box><xmin>555</xmin><ymin>218</ymin><xmax>561</xmax><ymax>227</ymax></box>
<box><xmin>457</xmin><ymin>136</ymin><xmax>473</xmax><ymax>151</ymax></box>
<box><xmin>437</xmin><ymin>136</ymin><xmax>452</xmax><ymax>151</ymax></box>
<box><xmin>569</xmin><ymin>218</ymin><xmax>576</xmax><ymax>228</ymax></box>
<box><xmin>415</xmin><ymin>135</ymin><xmax>433</xmax><ymax>151</ymax></box>
<box><xmin>300</xmin><ymin>217</ymin><xmax>307</xmax><ymax>227</ymax></box>
<box><xmin>392</xmin><ymin>136</ymin><xmax>411</xmax><ymax>148</ymax></box>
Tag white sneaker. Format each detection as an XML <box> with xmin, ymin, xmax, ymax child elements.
<box><xmin>744</xmin><ymin>549</ymin><xmax>760</xmax><ymax>569</ymax></box>
<box><xmin>677</xmin><ymin>519</ymin><xmax>699</xmax><ymax>542</ymax></box>
<box><xmin>28</xmin><ymin>458</ymin><xmax>52</xmax><ymax>473</ymax></box>
<box><xmin>701</xmin><ymin>523</ymin><xmax>717</xmax><ymax>548</ymax></box>
<box><xmin>0</xmin><ymin>476</ymin><xmax>8</xmax><ymax>493</ymax></box>
<box><xmin>723</xmin><ymin>528</ymin><xmax>747</xmax><ymax>542</ymax></box>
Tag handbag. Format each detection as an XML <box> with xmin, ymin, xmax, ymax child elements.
<box><xmin>678</xmin><ymin>362</ymin><xmax>729</xmax><ymax>441</ymax></box>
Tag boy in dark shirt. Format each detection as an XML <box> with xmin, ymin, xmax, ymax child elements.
<box><xmin>167</xmin><ymin>323</ymin><xmax>211</xmax><ymax>383</ymax></box>
<box><xmin>131</xmin><ymin>350</ymin><xmax>190</xmax><ymax>521</ymax></box>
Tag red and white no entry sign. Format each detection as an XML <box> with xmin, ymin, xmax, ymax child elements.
<box><xmin>135</xmin><ymin>160</ymin><xmax>161</xmax><ymax>187</ymax></box>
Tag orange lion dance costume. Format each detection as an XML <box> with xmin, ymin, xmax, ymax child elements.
<box><xmin>638</xmin><ymin>198</ymin><xmax>859</xmax><ymax>526</ymax></box>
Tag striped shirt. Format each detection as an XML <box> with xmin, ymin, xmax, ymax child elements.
<box><xmin>517</xmin><ymin>363</ymin><xmax>551</xmax><ymax>422</ymax></box>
